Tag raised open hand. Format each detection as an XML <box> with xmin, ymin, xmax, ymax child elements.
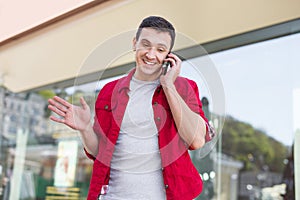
<box><xmin>48</xmin><ymin>96</ymin><xmax>91</xmax><ymax>132</ymax></box>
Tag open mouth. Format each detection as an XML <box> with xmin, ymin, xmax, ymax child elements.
<box><xmin>143</xmin><ymin>59</ymin><xmax>156</xmax><ymax>66</ymax></box>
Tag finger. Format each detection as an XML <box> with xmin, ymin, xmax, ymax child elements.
<box><xmin>48</xmin><ymin>98</ymin><xmax>68</xmax><ymax>113</ymax></box>
<box><xmin>165</xmin><ymin>56</ymin><xmax>180</xmax><ymax>69</ymax></box>
<box><xmin>168</xmin><ymin>52</ymin><xmax>181</xmax><ymax>61</ymax></box>
<box><xmin>166</xmin><ymin>53</ymin><xmax>177</xmax><ymax>62</ymax></box>
<box><xmin>53</xmin><ymin>96</ymin><xmax>72</xmax><ymax>108</ymax></box>
<box><xmin>168</xmin><ymin>55</ymin><xmax>181</xmax><ymax>74</ymax></box>
<box><xmin>50</xmin><ymin>115</ymin><xmax>65</xmax><ymax>124</ymax></box>
<box><xmin>48</xmin><ymin>105</ymin><xmax>66</xmax><ymax>117</ymax></box>
<box><xmin>169</xmin><ymin>58</ymin><xmax>177</xmax><ymax>68</ymax></box>
<box><xmin>80</xmin><ymin>97</ymin><xmax>88</xmax><ymax>110</ymax></box>
<box><xmin>168</xmin><ymin>53</ymin><xmax>182</xmax><ymax>65</ymax></box>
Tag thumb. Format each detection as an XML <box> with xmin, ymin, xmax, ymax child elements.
<box><xmin>80</xmin><ymin>97</ymin><xmax>89</xmax><ymax>110</ymax></box>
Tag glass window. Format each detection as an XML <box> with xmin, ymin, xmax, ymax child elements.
<box><xmin>187</xmin><ymin>33</ymin><xmax>299</xmax><ymax>200</ymax></box>
<box><xmin>1</xmin><ymin>32</ymin><xmax>298</xmax><ymax>200</ymax></box>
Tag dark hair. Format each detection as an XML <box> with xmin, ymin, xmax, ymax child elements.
<box><xmin>136</xmin><ymin>16</ymin><xmax>176</xmax><ymax>50</ymax></box>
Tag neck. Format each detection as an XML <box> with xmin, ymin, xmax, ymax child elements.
<box><xmin>133</xmin><ymin>70</ymin><xmax>160</xmax><ymax>82</ymax></box>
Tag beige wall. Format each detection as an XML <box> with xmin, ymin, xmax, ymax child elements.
<box><xmin>1</xmin><ymin>0</ymin><xmax>300</xmax><ymax>92</ymax></box>
<box><xmin>0</xmin><ymin>0</ymin><xmax>94</xmax><ymax>42</ymax></box>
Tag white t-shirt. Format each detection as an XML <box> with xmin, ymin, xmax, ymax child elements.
<box><xmin>102</xmin><ymin>77</ymin><xmax>166</xmax><ymax>200</ymax></box>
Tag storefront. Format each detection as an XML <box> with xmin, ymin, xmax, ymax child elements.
<box><xmin>1</xmin><ymin>0</ymin><xmax>299</xmax><ymax>199</ymax></box>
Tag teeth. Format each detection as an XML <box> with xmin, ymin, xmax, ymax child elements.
<box><xmin>145</xmin><ymin>60</ymin><xmax>155</xmax><ymax>65</ymax></box>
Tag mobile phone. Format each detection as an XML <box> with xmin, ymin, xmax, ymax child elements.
<box><xmin>162</xmin><ymin>61</ymin><xmax>171</xmax><ymax>75</ymax></box>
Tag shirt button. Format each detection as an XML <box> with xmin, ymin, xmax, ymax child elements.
<box><xmin>153</xmin><ymin>102</ymin><xmax>158</xmax><ymax>106</ymax></box>
<box><xmin>165</xmin><ymin>184</ymin><xmax>169</xmax><ymax>189</ymax></box>
<box><xmin>104</xmin><ymin>105</ymin><xmax>109</xmax><ymax>110</ymax></box>
<box><xmin>156</xmin><ymin>117</ymin><xmax>161</xmax><ymax>121</ymax></box>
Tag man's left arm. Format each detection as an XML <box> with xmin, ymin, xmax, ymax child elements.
<box><xmin>162</xmin><ymin>83</ymin><xmax>207</xmax><ymax>150</ymax></box>
<box><xmin>160</xmin><ymin>53</ymin><xmax>207</xmax><ymax>150</ymax></box>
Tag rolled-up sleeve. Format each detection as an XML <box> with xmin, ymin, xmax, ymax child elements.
<box><xmin>181</xmin><ymin>78</ymin><xmax>216</xmax><ymax>143</ymax></box>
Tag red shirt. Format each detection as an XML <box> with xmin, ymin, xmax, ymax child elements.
<box><xmin>85</xmin><ymin>69</ymin><xmax>213</xmax><ymax>200</ymax></box>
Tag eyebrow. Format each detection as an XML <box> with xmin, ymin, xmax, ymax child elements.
<box><xmin>141</xmin><ymin>39</ymin><xmax>168</xmax><ymax>49</ymax></box>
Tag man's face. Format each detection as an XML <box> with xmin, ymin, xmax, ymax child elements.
<box><xmin>133</xmin><ymin>28</ymin><xmax>172</xmax><ymax>81</ymax></box>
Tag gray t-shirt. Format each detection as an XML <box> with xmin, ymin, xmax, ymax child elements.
<box><xmin>102</xmin><ymin>77</ymin><xmax>166</xmax><ymax>200</ymax></box>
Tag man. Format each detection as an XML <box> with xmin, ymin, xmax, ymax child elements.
<box><xmin>48</xmin><ymin>16</ymin><xmax>214</xmax><ymax>200</ymax></box>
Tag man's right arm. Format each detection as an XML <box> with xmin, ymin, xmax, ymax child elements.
<box><xmin>79</xmin><ymin>123</ymin><xmax>98</xmax><ymax>157</ymax></box>
<box><xmin>48</xmin><ymin>96</ymin><xmax>99</xmax><ymax>157</ymax></box>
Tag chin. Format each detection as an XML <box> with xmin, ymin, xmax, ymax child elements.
<box><xmin>143</xmin><ymin>67</ymin><xmax>160</xmax><ymax>75</ymax></box>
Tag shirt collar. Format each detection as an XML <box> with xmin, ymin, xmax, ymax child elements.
<box><xmin>116</xmin><ymin>68</ymin><xmax>162</xmax><ymax>93</ymax></box>
<box><xmin>116</xmin><ymin>68</ymin><xmax>136</xmax><ymax>93</ymax></box>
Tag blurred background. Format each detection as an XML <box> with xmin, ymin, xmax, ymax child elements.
<box><xmin>0</xmin><ymin>0</ymin><xmax>299</xmax><ymax>199</ymax></box>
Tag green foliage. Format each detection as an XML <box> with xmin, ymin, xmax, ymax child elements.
<box><xmin>70</xmin><ymin>90</ymin><xmax>85</xmax><ymax>105</ymax></box>
<box><xmin>221</xmin><ymin>116</ymin><xmax>288</xmax><ymax>173</ymax></box>
<box><xmin>37</xmin><ymin>89</ymin><xmax>56</xmax><ymax>100</ymax></box>
<box><xmin>36</xmin><ymin>90</ymin><xmax>57</xmax><ymax>118</ymax></box>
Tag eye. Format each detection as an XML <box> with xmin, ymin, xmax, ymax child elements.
<box><xmin>158</xmin><ymin>48</ymin><xmax>166</xmax><ymax>53</ymax></box>
<box><xmin>142</xmin><ymin>42</ymin><xmax>150</xmax><ymax>47</ymax></box>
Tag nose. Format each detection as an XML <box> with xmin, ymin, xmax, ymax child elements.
<box><xmin>146</xmin><ymin>47</ymin><xmax>156</xmax><ymax>59</ymax></box>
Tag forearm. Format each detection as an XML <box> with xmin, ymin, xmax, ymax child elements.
<box><xmin>163</xmin><ymin>84</ymin><xmax>207</xmax><ymax>150</ymax></box>
<box><xmin>79</xmin><ymin>123</ymin><xmax>99</xmax><ymax>157</ymax></box>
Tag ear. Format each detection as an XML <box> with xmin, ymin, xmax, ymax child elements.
<box><xmin>132</xmin><ymin>37</ymin><xmax>137</xmax><ymax>51</ymax></box>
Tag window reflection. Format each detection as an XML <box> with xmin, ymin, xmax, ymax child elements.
<box><xmin>187</xmin><ymin>33</ymin><xmax>299</xmax><ymax>199</ymax></box>
<box><xmin>0</xmin><ymin>33</ymin><xmax>299</xmax><ymax>199</ymax></box>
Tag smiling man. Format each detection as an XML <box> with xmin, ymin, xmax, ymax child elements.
<box><xmin>48</xmin><ymin>16</ymin><xmax>214</xmax><ymax>200</ymax></box>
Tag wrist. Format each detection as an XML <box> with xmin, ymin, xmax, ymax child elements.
<box><xmin>80</xmin><ymin>122</ymin><xmax>93</xmax><ymax>134</ymax></box>
<box><xmin>162</xmin><ymin>82</ymin><xmax>176</xmax><ymax>93</ymax></box>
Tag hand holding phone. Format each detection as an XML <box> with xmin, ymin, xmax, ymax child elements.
<box><xmin>162</xmin><ymin>61</ymin><xmax>170</xmax><ymax>75</ymax></box>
